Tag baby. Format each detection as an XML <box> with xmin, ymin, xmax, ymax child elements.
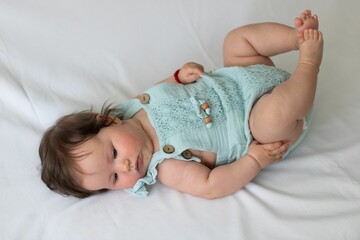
<box><xmin>39</xmin><ymin>10</ymin><xmax>323</xmax><ymax>199</ymax></box>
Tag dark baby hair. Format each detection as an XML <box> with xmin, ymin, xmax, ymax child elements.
<box><xmin>39</xmin><ymin>105</ymin><xmax>116</xmax><ymax>198</ymax></box>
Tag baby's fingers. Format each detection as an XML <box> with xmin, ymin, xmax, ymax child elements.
<box><xmin>268</xmin><ymin>141</ymin><xmax>291</xmax><ymax>156</ymax></box>
<box><xmin>183</xmin><ymin>62</ymin><xmax>204</xmax><ymax>73</ymax></box>
<box><xmin>180</xmin><ymin>62</ymin><xmax>204</xmax><ymax>83</ymax></box>
<box><xmin>263</xmin><ymin>141</ymin><xmax>283</xmax><ymax>151</ymax></box>
<box><xmin>189</xmin><ymin>65</ymin><xmax>204</xmax><ymax>78</ymax></box>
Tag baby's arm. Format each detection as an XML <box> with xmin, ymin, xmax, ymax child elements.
<box><xmin>157</xmin><ymin>140</ymin><xmax>290</xmax><ymax>199</ymax></box>
<box><xmin>156</xmin><ymin>62</ymin><xmax>204</xmax><ymax>85</ymax></box>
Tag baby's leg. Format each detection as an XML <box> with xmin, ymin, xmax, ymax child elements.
<box><xmin>249</xmin><ymin>29</ymin><xmax>323</xmax><ymax>143</ymax></box>
<box><xmin>223</xmin><ymin>23</ymin><xmax>296</xmax><ymax>67</ymax></box>
<box><xmin>223</xmin><ymin>10</ymin><xmax>318</xmax><ymax>67</ymax></box>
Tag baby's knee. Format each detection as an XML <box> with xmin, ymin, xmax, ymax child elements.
<box><xmin>250</xmin><ymin>102</ymin><xmax>297</xmax><ymax>143</ymax></box>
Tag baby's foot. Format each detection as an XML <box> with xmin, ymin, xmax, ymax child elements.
<box><xmin>298</xmin><ymin>29</ymin><xmax>323</xmax><ymax>69</ymax></box>
<box><xmin>293</xmin><ymin>10</ymin><xmax>319</xmax><ymax>48</ymax></box>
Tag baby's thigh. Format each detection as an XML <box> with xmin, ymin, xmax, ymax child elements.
<box><xmin>249</xmin><ymin>94</ymin><xmax>303</xmax><ymax>143</ymax></box>
<box><xmin>223</xmin><ymin>30</ymin><xmax>275</xmax><ymax>67</ymax></box>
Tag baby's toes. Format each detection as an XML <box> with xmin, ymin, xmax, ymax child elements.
<box><xmin>303</xmin><ymin>29</ymin><xmax>310</xmax><ymax>40</ymax></box>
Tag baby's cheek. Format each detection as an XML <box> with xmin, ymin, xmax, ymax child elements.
<box><xmin>119</xmin><ymin>175</ymin><xmax>141</xmax><ymax>189</ymax></box>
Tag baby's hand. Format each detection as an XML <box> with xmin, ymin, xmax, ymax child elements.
<box><xmin>246</xmin><ymin>140</ymin><xmax>291</xmax><ymax>169</ymax></box>
<box><xmin>178</xmin><ymin>62</ymin><xmax>204</xmax><ymax>84</ymax></box>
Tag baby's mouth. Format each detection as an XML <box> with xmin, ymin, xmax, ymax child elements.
<box><xmin>136</xmin><ymin>155</ymin><xmax>143</xmax><ymax>172</ymax></box>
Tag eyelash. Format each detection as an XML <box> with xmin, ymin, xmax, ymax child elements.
<box><xmin>112</xmin><ymin>147</ymin><xmax>118</xmax><ymax>158</ymax></box>
<box><xmin>114</xmin><ymin>173</ymin><xmax>118</xmax><ymax>183</ymax></box>
<box><xmin>112</xmin><ymin>147</ymin><xmax>118</xmax><ymax>183</ymax></box>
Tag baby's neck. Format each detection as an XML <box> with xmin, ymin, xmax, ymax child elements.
<box><xmin>133</xmin><ymin>109</ymin><xmax>160</xmax><ymax>152</ymax></box>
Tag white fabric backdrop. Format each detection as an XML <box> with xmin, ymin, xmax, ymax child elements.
<box><xmin>1</xmin><ymin>1</ymin><xmax>359</xmax><ymax>239</ymax></box>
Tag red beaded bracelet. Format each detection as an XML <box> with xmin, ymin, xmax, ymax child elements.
<box><xmin>174</xmin><ymin>69</ymin><xmax>182</xmax><ymax>84</ymax></box>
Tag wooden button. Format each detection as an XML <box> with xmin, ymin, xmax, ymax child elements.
<box><xmin>200</xmin><ymin>102</ymin><xmax>209</xmax><ymax>110</ymax></box>
<box><xmin>204</xmin><ymin>117</ymin><xmax>212</xmax><ymax>124</ymax></box>
<box><xmin>181</xmin><ymin>150</ymin><xmax>192</xmax><ymax>159</ymax></box>
<box><xmin>139</xmin><ymin>93</ymin><xmax>150</xmax><ymax>104</ymax></box>
<box><xmin>163</xmin><ymin>145</ymin><xmax>175</xmax><ymax>154</ymax></box>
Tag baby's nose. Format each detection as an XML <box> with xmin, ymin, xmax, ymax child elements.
<box><xmin>119</xmin><ymin>159</ymin><xmax>130</xmax><ymax>172</ymax></box>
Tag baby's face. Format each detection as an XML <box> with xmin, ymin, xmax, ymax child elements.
<box><xmin>74</xmin><ymin>118</ymin><xmax>153</xmax><ymax>191</ymax></box>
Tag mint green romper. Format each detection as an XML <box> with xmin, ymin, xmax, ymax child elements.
<box><xmin>113</xmin><ymin>65</ymin><xmax>312</xmax><ymax>196</ymax></box>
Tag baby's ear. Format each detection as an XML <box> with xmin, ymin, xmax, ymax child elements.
<box><xmin>96</xmin><ymin>115</ymin><xmax>116</xmax><ymax>125</ymax></box>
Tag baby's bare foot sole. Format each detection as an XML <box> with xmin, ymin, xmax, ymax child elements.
<box><xmin>298</xmin><ymin>29</ymin><xmax>323</xmax><ymax>69</ymax></box>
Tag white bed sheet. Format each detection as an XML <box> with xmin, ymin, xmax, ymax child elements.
<box><xmin>1</xmin><ymin>1</ymin><xmax>360</xmax><ymax>239</ymax></box>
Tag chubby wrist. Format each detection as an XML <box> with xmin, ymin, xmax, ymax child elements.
<box><xmin>245</xmin><ymin>154</ymin><xmax>263</xmax><ymax>169</ymax></box>
<box><xmin>173</xmin><ymin>69</ymin><xmax>182</xmax><ymax>84</ymax></box>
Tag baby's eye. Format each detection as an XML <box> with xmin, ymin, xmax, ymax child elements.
<box><xmin>112</xmin><ymin>147</ymin><xmax>118</xmax><ymax>158</ymax></box>
<box><xmin>114</xmin><ymin>173</ymin><xmax>118</xmax><ymax>183</ymax></box>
